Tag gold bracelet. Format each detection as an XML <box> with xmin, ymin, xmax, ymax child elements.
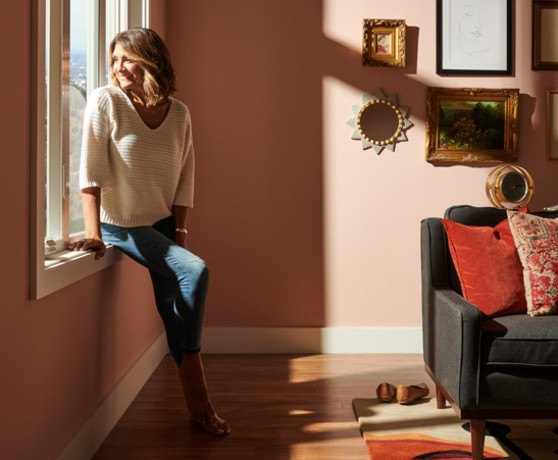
<box><xmin>175</xmin><ymin>227</ymin><xmax>188</xmax><ymax>234</ymax></box>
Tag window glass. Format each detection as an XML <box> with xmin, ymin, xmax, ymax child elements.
<box><xmin>69</xmin><ymin>0</ymin><xmax>88</xmax><ymax>234</ymax></box>
<box><xmin>44</xmin><ymin>5</ymin><xmax>50</xmax><ymax>241</ymax></box>
<box><xmin>106</xmin><ymin>0</ymin><xmax>120</xmax><ymax>82</ymax></box>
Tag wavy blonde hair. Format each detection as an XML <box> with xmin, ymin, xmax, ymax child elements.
<box><xmin>109</xmin><ymin>28</ymin><xmax>176</xmax><ymax>107</ymax></box>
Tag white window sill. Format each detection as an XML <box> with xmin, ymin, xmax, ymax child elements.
<box><xmin>32</xmin><ymin>245</ymin><xmax>122</xmax><ymax>299</ymax></box>
<box><xmin>45</xmin><ymin>247</ymin><xmax>95</xmax><ymax>268</ymax></box>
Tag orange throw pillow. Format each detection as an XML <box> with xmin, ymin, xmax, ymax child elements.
<box><xmin>442</xmin><ymin>218</ymin><xmax>527</xmax><ymax>317</ymax></box>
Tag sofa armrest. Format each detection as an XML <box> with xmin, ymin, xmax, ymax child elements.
<box><xmin>424</xmin><ymin>288</ymin><xmax>482</xmax><ymax>409</ymax></box>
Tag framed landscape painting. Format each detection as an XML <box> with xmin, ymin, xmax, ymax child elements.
<box><xmin>426</xmin><ymin>88</ymin><xmax>519</xmax><ymax>165</ymax></box>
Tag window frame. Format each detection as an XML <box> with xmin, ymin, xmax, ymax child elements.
<box><xmin>31</xmin><ymin>0</ymin><xmax>150</xmax><ymax>299</ymax></box>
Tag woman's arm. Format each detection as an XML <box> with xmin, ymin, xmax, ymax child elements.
<box><xmin>173</xmin><ymin>204</ymin><xmax>189</xmax><ymax>248</ymax></box>
<box><xmin>67</xmin><ymin>187</ymin><xmax>106</xmax><ymax>259</ymax></box>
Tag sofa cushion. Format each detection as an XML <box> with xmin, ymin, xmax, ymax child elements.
<box><xmin>508</xmin><ymin>210</ymin><xmax>558</xmax><ymax>316</ymax></box>
<box><xmin>442</xmin><ymin>218</ymin><xmax>527</xmax><ymax>317</ymax></box>
<box><xmin>481</xmin><ymin>315</ymin><xmax>558</xmax><ymax>368</ymax></box>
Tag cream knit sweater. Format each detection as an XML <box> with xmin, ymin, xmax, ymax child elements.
<box><xmin>79</xmin><ymin>85</ymin><xmax>195</xmax><ymax>227</ymax></box>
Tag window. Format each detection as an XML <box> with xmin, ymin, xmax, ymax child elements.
<box><xmin>31</xmin><ymin>0</ymin><xmax>150</xmax><ymax>299</ymax></box>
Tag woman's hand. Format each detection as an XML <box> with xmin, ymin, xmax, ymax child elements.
<box><xmin>67</xmin><ymin>238</ymin><xmax>107</xmax><ymax>260</ymax></box>
<box><xmin>76</xmin><ymin>188</ymin><xmax>105</xmax><ymax>259</ymax></box>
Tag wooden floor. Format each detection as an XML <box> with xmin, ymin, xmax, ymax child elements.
<box><xmin>93</xmin><ymin>354</ymin><xmax>429</xmax><ymax>460</ymax></box>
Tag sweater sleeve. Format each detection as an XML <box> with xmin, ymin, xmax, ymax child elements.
<box><xmin>173</xmin><ymin>109</ymin><xmax>195</xmax><ymax>207</ymax></box>
<box><xmin>79</xmin><ymin>89</ymin><xmax>111</xmax><ymax>190</ymax></box>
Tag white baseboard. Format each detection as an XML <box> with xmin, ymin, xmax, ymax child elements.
<box><xmin>202</xmin><ymin>327</ymin><xmax>423</xmax><ymax>353</ymax></box>
<box><xmin>56</xmin><ymin>333</ymin><xmax>169</xmax><ymax>460</ymax></box>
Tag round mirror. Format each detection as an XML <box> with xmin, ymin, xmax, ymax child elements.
<box><xmin>346</xmin><ymin>90</ymin><xmax>412</xmax><ymax>153</ymax></box>
<box><xmin>357</xmin><ymin>100</ymin><xmax>403</xmax><ymax>145</ymax></box>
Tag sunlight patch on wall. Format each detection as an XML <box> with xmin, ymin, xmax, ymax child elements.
<box><xmin>321</xmin><ymin>76</ymin><xmax>427</xmax><ymax>328</ymax></box>
<box><xmin>322</xmin><ymin>0</ymin><xmax>362</xmax><ymax>53</ymax></box>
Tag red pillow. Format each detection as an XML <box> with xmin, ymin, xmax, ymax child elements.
<box><xmin>442</xmin><ymin>218</ymin><xmax>527</xmax><ymax>317</ymax></box>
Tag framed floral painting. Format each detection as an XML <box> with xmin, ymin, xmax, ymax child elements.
<box><xmin>362</xmin><ymin>19</ymin><xmax>406</xmax><ymax>67</ymax></box>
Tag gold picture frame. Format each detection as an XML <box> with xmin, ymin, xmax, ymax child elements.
<box><xmin>533</xmin><ymin>1</ymin><xmax>558</xmax><ymax>70</ymax></box>
<box><xmin>425</xmin><ymin>87</ymin><xmax>519</xmax><ymax>165</ymax></box>
<box><xmin>362</xmin><ymin>19</ymin><xmax>406</xmax><ymax>68</ymax></box>
<box><xmin>547</xmin><ymin>89</ymin><xmax>558</xmax><ymax>160</ymax></box>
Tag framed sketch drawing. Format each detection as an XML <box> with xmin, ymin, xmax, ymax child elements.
<box><xmin>548</xmin><ymin>90</ymin><xmax>558</xmax><ymax>160</ymax></box>
<box><xmin>436</xmin><ymin>0</ymin><xmax>512</xmax><ymax>75</ymax></box>
<box><xmin>362</xmin><ymin>19</ymin><xmax>406</xmax><ymax>67</ymax></box>
<box><xmin>426</xmin><ymin>87</ymin><xmax>519</xmax><ymax>165</ymax></box>
<box><xmin>533</xmin><ymin>1</ymin><xmax>558</xmax><ymax>70</ymax></box>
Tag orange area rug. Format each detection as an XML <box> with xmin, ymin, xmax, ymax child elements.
<box><xmin>353</xmin><ymin>397</ymin><xmax>558</xmax><ymax>459</ymax></box>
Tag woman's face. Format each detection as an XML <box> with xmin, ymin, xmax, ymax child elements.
<box><xmin>112</xmin><ymin>43</ymin><xmax>144</xmax><ymax>93</ymax></box>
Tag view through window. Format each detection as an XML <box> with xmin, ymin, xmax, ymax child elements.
<box><xmin>69</xmin><ymin>0</ymin><xmax>88</xmax><ymax>234</ymax></box>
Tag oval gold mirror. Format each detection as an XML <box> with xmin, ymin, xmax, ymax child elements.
<box><xmin>347</xmin><ymin>90</ymin><xmax>412</xmax><ymax>153</ymax></box>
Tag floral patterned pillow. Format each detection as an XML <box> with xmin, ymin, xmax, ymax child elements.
<box><xmin>507</xmin><ymin>211</ymin><xmax>558</xmax><ymax>316</ymax></box>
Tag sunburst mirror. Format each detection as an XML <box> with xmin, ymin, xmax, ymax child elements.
<box><xmin>346</xmin><ymin>89</ymin><xmax>412</xmax><ymax>153</ymax></box>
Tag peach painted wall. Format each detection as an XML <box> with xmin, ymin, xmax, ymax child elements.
<box><xmin>0</xmin><ymin>3</ymin><xmax>166</xmax><ymax>459</ymax></box>
<box><xmin>166</xmin><ymin>0</ymin><xmax>558</xmax><ymax>328</ymax></box>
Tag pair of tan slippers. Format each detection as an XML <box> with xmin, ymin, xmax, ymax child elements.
<box><xmin>376</xmin><ymin>382</ymin><xmax>429</xmax><ymax>404</ymax></box>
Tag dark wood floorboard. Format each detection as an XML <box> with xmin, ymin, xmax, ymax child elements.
<box><xmin>93</xmin><ymin>354</ymin><xmax>428</xmax><ymax>460</ymax></box>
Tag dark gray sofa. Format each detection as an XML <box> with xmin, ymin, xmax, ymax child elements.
<box><xmin>421</xmin><ymin>205</ymin><xmax>558</xmax><ymax>459</ymax></box>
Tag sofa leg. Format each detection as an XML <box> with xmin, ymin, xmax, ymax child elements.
<box><xmin>470</xmin><ymin>419</ymin><xmax>486</xmax><ymax>460</ymax></box>
<box><xmin>435</xmin><ymin>385</ymin><xmax>446</xmax><ymax>409</ymax></box>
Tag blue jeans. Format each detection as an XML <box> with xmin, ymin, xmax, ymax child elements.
<box><xmin>101</xmin><ymin>216</ymin><xmax>208</xmax><ymax>366</ymax></box>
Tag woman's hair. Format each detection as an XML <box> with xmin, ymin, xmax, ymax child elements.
<box><xmin>109</xmin><ymin>28</ymin><xmax>176</xmax><ymax>107</ymax></box>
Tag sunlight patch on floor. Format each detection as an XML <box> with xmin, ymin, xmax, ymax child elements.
<box><xmin>289</xmin><ymin>436</ymin><xmax>366</xmax><ymax>460</ymax></box>
<box><xmin>302</xmin><ymin>420</ymin><xmax>358</xmax><ymax>433</ymax></box>
<box><xmin>289</xmin><ymin>409</ymin><xmax>315</xmax><ymax>416</ymax></box>
<box><xmin>288</xmin><ymin>353</ymin><xmax>423</xmax><ymax>384</ymax></box>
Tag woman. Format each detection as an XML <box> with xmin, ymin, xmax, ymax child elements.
<box><xmin>68</xmin><ymin>28</ymin><xmax>230</xmax><ymax>436</ymax></box>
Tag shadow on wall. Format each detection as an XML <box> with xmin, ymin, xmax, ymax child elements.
<box><xmin>165</xmin><ymin>0</ymin><xmax>556</xmax><ymax>328</ymax></box>
<box><xmin>165</xmin><ymin>0</ymin><xmax>429</xmax><ymax>328</ymax></box>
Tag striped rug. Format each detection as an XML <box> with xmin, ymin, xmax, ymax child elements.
<box><xmin>352</xmin><ymin>397</ymin><xmax>558</xmax><ymax>459</ymax></box>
